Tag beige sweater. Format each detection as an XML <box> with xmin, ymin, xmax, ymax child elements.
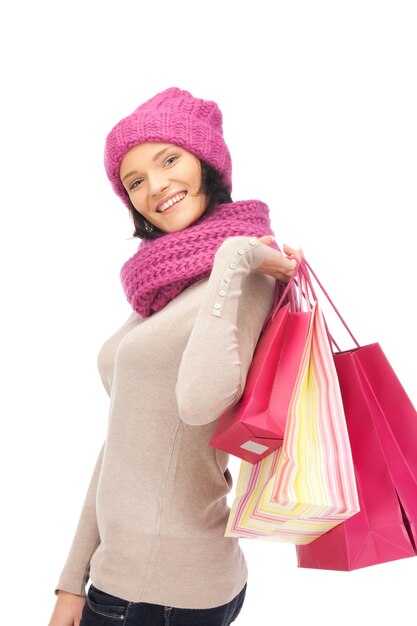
<box><xmin>54</xmin><ymin>235</ymin><xmax>275</xmax><ymax>609</ymax></box>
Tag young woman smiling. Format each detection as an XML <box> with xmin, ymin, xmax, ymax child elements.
<box><xmin>48</xmin><ymin>87</ymin><xmax>301</xmax><ymax>626</ymax></box>
<box><xmin>121</xmin><ymin>141</ymin><xmax>212</xmax><ymax>235</ymax></box>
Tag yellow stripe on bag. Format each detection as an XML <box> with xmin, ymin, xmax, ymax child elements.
<box><xmin>224</xmin><ymin>301</ymin><xmax>360</xmax><ymax>544</ymax></box>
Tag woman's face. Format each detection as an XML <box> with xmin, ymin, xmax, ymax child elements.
<box><xmin>119</xmin><ymin>142</ymin><xmax>207</xmax><ymax>233</ymax></box>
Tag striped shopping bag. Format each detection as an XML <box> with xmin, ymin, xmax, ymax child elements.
<box><xmin>224</xmin><ymin>275</ymin><xmax>360</xmax><ymax>543</ymax></box>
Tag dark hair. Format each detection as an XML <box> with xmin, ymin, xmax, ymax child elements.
<box><xmin>126</xmin><ymin>159</ymin><xmax>233</xmax><ymax>240</ymax></box>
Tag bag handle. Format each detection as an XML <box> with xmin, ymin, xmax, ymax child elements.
<box><xmin>262</xmin><ymin>255</ymin><xmax>360</xmax><ymax>351</ymax></box>
<box><xmin>296</xmin><ymin>263</ymin><xmax>341</xmax><ymax>351</ymax></box>
<box><xmin>261</xmin><ymin>258</ymin><xmax>304</xmax><ymax>334</ymax></box>
<box><xmin>278</xmin><ymin>263</ymin><xmax>341</xmax><ymax>350</ymax></box>
<box><xmin>299</xmin><ymin>259</ymin><xmax>361</xmax><ymax>350</ymax></box>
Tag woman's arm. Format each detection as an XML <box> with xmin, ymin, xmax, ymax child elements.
<box><xmin>53</xmin><ymin>440</ymin><xmax>105</xmax><ymax>597</ymax></box>
<box><xmin>175</xmin><ymin>235</ymin><xmax>276</xmax><ymax>426</ymax></box>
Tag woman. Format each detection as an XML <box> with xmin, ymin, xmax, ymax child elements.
<box><xmin>48</xmin><ymin>87</ymin><xmax>301</xmax><ymax>626</ymax></box>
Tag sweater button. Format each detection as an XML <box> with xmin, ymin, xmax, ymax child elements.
<box><xmin>223</xmin><ymin>276</ymin><xmax>230</xmax><ymax>283</ymax></box>
<box><xmin>213</xmin><ymin>303</ymin><xmax>222</xmax><ymax>309</ymax></box>
<box><xmin>219</xmin><ymin>290</ymin><xmax>226</xmax><ymax>296</ymax></box>
<box><xmin>249</xmin><ymin>238</ymin><xmax>257</xmax><ymax>245</ymax></box>
<box><xmin>229</xmin><ymin>262</ymin><xmax>236</xmax><ymax>269</ymax></box>
<box><xmin>237</xmin><ymin>248</ymin><xmax>245</xmax><ymax>255</ymax></box>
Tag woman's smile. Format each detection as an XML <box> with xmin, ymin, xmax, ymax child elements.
<box><xmin>156</xmin><ymin>191</ymin><xmax>187</xmax><ymax>213</ymax></box>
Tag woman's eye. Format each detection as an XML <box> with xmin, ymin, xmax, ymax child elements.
<box><xmin>164</xmin><ymin>156</ymin><xmax>178</xmax><ymax>166</ymax></box>
<box><xmin>128</xmin><ymin>157</ymin><xmax>177</xmax><ymax>190</ymax></box>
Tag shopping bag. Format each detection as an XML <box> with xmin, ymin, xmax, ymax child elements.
<box><xmin>209</xmin><ymin>262</ymin><xmax>310</xmax><ymax>463</ymax></box>
<box><xmin>348</xmin><ymin>343</ymin><xmax>417</xmax><ymax>547</ymax></box>
<box><xmin>296</xmin><ymin>261</ymin><xmax>417</xmax><ymax>569</ymax></box>
<box><xmin>224</xmin><ymin>273</ymin><xmax>360</xmax><ymax>543</ymax></box>
<box><xmin>296</xmin><ymin>348</ymin><xmax>416</xmax><ymax>569</ymax></box>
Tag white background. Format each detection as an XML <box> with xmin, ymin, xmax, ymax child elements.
<box><xmin>1</xmin><ymin>1</ymin><xmax>416</xmax><ymax>624</ymax></box>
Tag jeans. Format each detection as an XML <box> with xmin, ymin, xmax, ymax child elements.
<box><xmin>79</xmin><ymin>582</ymin><xmax>247</xmax><ymax>626</ymax></box>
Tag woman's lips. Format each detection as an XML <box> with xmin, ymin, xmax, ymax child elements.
<box><xmin>157</xmin><ymin>193</ymin><xmax>186</xmax><ymax>215</ymax></box>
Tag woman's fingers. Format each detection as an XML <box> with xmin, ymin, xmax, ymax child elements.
<box><xmin>283</xmin><ymin>243</ymin><xmax>305</xmax><ymax>260</ymax></box>
<box><xmin>253</xmin><ymin>238</ymin><xmax>305</xmax><ymax>281</ymax></box>
<box><xmin>257</xmin><ymin>238</ymin><xmax>304</xmax><ymax>260</ymax></box>
<box><xmin>258</xmin><ymin>235</ymin><xmax>275</xmax><ymax>245</ymax></box>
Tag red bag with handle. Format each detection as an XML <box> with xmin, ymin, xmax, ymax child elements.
<box><xmin>209</xmin><ymin>262</ymin><xmax>310</xmax><ymax>463</ymax></box>
<box><xmin>296</xmin><ymin>261</ymin><xmax>417</xmax><ymax>570</ymax></box>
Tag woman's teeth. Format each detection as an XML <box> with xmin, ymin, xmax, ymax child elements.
<box><xmin>157</xmin><ymin>192</ymin><xmax>186</xmax><ymax>213</ymax></box>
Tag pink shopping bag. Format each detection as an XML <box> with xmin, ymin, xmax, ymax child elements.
<box><xmin>350</xmin><ymin>343</ymin><xmax>417</xmax><ymax>547</ymax></box>
<box><xmin>209</xmin><ymin>262</ymin><xmax>310</xmax><ymax>463</ymax></box>
<box><xmin>296</xmin><ymin>261</ymin><xmax>417</xmax><ymax>570</ymax></box>
<box><xmin>224</xmin><ymin>293</ymin><xmax>359</xmax><ymax>543</ymax></box>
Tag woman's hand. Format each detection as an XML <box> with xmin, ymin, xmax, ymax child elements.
<box><xmin>47</xmin><ymin>590</ymin><xmax>86</xmax><ymax>626</ymax></box>
<box><xmin>253</xmin><ymin>236</ymin><xmax>305</xmax><ymax>282</ymax></box>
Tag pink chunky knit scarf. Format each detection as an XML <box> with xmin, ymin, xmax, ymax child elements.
<box><xmin>120</xmin><ymin>199</ymin><xmax>282</xmax><ymax>318</ymax></box>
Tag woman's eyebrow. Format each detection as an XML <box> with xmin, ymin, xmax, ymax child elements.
<box><xmin>122</xmin><ymin>146</ymin><xmax>174</xmax><ymax>182</ymax></box>
<box><xmin>152</xmin><ymin>146</ymin><xmax>172</xmax><ymax>161</ymax></box>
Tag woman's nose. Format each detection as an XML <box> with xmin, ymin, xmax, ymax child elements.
<box><xmin>148</xmin><ymin>173</ymin><xmax>169</xmax><ymax>196</ymax></box>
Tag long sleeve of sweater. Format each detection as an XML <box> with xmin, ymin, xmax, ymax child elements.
<box><xmin>54</xmin><ymin>440</ymin><xmax>105</xmax><ymax>597</ymax></box>
<box><xmin>175</xmin><ymin>235</ymin><xmax>275</xmax><ymax>426</ymax></box>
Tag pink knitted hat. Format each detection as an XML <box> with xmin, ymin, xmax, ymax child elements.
<box><xmin>104</xmin><ymin>87</ymin><xmax>232</xmax><ymax>207</ymax></box>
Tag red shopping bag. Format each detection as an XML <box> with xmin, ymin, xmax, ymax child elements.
<box><xmin>209</xmin><ymin>262</ymin><xmax>310</xmax><ymax>463</ymax></box>
<box><xmin>350</xmin><ymin>343</ymin><xmax>417</xmax><ymax>547</ymax></box>
<box><xmin>296</xmin><ymin>261</ymin><xmax>417</xmax><ymax>570</ymax></box>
